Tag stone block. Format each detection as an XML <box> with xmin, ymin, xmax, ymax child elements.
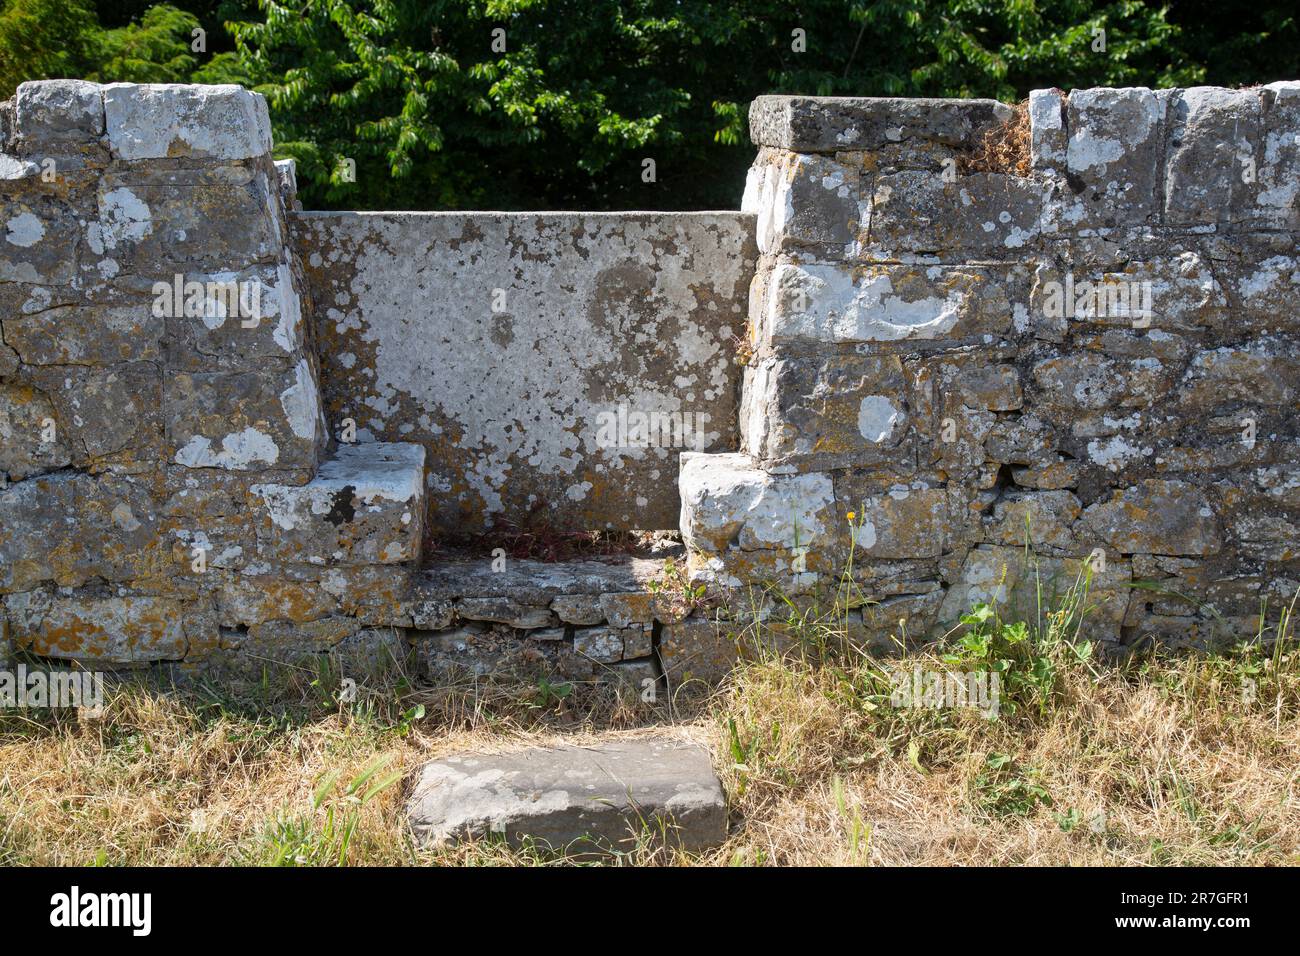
<box><xmin>759</xmin><ymin>261</ymin><xmax>1017</xmax><ymax>345</ymax></box>
<box><xmin>573</xmin><ymin>625</ymin><xmax>623</xmax><ymax>664</ymax></box>
<box><xmin>1044</xmin><ymin>87</ymin><xmax>1164</xmax><ymax>232</ymax></box>
<box><xmin>836</xmin><ymin>477</ymin><xmax>954</xmax><ymax>560</ymax></box>
<box><xmin>679</xmin><ymin>452</ymin><xmax>836</xmax><ymax>555</ymax></box>
<box><xmin>0</xmin><ymin>382</ymin><xmax>70</xmax><ymax>479</ymax></box>
<box><xmin>406</xmin><ymin>739</ymin><xmax>727</xmax><ymax>854</ymax></box>
<box><xmin>7</xmin><ymin>591</ymin><xmax>187</xmax><ymax>664</ymax></box>
<box><xmin>15</xmin><ymin>80</ymin><xmax>105</xmax><ymax>143</ymax></box>
<box><xmin>742</xmin><ymin>353</ymin><xmax>912</xmax><ymax>471</ymax></box>
<box><xmin>0</xmin><ymin>473</ymin><xmax>165</xmax><ymax>590</ymax></box>
<box><xmin>864</xmin><ymin>171</ymin><xmax>1041</xmax><ymax>260</ymax></box>
<box><xmin>1164</xmin><ymin>87</ymin><xmax>1261</xmax><ymax>225</ymax></box>
<box><xmin>166</xmin><ymin>361</ymin><xmax>323</xmax><ymax>473</ymax></box>
<box><xmin>749</xmin><ymin>95</ymin><xmax>1011</xmax><ymax>153</ymax></box>
<box><xmin>659</xmin><ymin>616</ymin><xmax>737</xmax><ymax>684</ymax></box>
<box><xmin>1079</xmin><ymin>480</ymin><xmax>1222</xmax><ymax>557</ymax></box>
<box><xmin>760</xmin><ymin>152</ymin><xmax>860</xmax><ymax>255</ymax></box>
<box><xmin>2</xmin><ymin>300</ymin><xmax>163</xmax><ymax>366</ymax></box>
<box><xmin>250</xmin><ymin>442</ymin><xmax>425</xmax><ymax>566</ymax></box>
<box><xmin>102</xmin><ymin>83</ymin><xmax>272</xmax><ymax>161</ymax></box>
<box><xmin>456</xmin><ymin>597</ymin><xmax>555</xmax><ymax>629</ymax></box>
<box><xmin>551</xmin><ymin>594</ymin><xmax>605</xmax><ymax>625</ymax></box>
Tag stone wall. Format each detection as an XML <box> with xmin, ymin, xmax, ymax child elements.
<box><xmin>4</xmin><ymin>80</ymin><xmax>1297</xmax><ymax>679</ymax></box>
<box><xmin>291</xmin><ymin>210</ymin><xmax>753</xmax><ymax>534</ymax></box>
<box><xmin>680</xmin><ymin>88</ymin><xmax>1300</xmax><ymax>652</ymax></box>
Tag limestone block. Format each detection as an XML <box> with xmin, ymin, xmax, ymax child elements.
<box><xmin>598</xmin><ymin>591</ymin><xmax>656</xmax><ymax>627</ymax></box>
<box><xmin>2</xmin><ymin>301</ymin><xmax>163</xmax><ymax>366</ymax></box>
<box><xmin>89</xmin><ymin>172</ymin><xmax>283</xmax><ymax>272</ymax></box>
<box><xmin>762</xmin><ymin>152</ymin><xmax>860</xmax><ymax>255</ymax></box>
<box><xmin>741</xmin><ymin>353</ymin><xmax>914</xmax><ymax>472</ymax></box>
<box><xmin>0</xmin><ymin>382</ymin><xmax>71</xmax><ymax>479</ymax></box>
<box><xmin>1043</xmin><ymin>87</ymin><xmax>1164</xmax><ymax>232</ymax></box>
<box><xmin>1</xmin><ymin>191</ymin><xmax>87</xmax><ymax>283</ymax></box>
<box><xmin>102</xmin><ymin>83</ymin><xmax>272</xmax><ymax>161</ymax></box>
<box><xmin>0</xmin><ymin>473</ymin><xmax>164</xmax><ymax>591</ymax></box>
<box><xmin>749</xmin><ymin>95</ymin><xmax>1011</xmax><ymax>153</ymax></box>
<box><xmin>573</xmin><ymin>625</ymin><xmax>623</xmax><ymax>664</ymax></box>
<box><xmin>760</xmin><ymin>261</ymin><xmax>1016</xmax><ymax>346</ymax></box>
<box><xmin>1079</xmin><ymin>480</ymin><xmax>1222</xmax><ymax>556</ymax></box>
<box><xmin>679</xmin><ymin>452</ymin><xmax>836</xmax><ymax>554</ymax></box>
<box><xmin>456</xmin><ymin>597</ymin><xmax>555</xmax><ymax>629</ymax></box>
<box><xmin>406</xmin><ymin>739</ymin><xmax>727</xmax><ymax>854</ymax></box>
<box><xmin>6</xmin><ymin>591</ymin><xmax>187</xmax><ymax>664</ymax></box>
<box><xmin>551</xmin><ymin>594</ymin><xmax>606</xmax><ymax>625</ymax></box>
<box><xmin>250</xmin><ymin>442</ymin><xmax>425</xmax><ymax>566</ymax></box>
<box><xmin>418</xmin><ymin>625</ymin><xmax>554</xmax><ymax>679</ymax></box>
<box><xmin>27</xmin><ymin>363</ymin><xmax>164</xmax><ymax>465</ymax></box>
<box><xmin>1028</xmin><ymin>89</ymin><xmax>1067</xmax><ymax>171</ymax></box>
<box><xmin>159</xmin><ymin>261</ymin><xmax>306</xmax><ymax>368</ymax></box>
<box><xmin>1253</xmin><ymin>81</ymin><xmax>1300</xmax><ymax>229</ymax></box>
<box><xmin>1164</xmin><ymin>87</ymin><xmax>1261</xmax><ymax>225</ymax></box>
<box><xmin>985</xmin><ymin>490</ymin><xmax>1083</xmax><ymax>552</ymax></box>
<box><xmin>835</xmin><ymin>477</ymin><xmax>954</xmax><ymax>560</ymax></box>
<box><xmin>15</xmin><ymin>80</ymin><xmax>104</xmax><ymax>143</ymax></box>
<box><xmin>659</xmin><ymin>616</ymin><xmax>737</xmax><ymax>684</ymax></box>
<box><xmin>166</xmin><ymin>361</ymin><xmax>323</xmax><ymax>473</ymax></box>
<box><xmin>864</xmin><ymin>171</ymin><xmax>1041</xmax><ymax>260</ymax></box>
<box><xmin>216</xmin><ymin>574</ymin><xmax>338</xmax><ymax>626</ymax></box>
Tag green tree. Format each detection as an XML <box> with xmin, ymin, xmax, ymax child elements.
<box><xmin>223</xmin><ymin>0</ymin><xmax>1212</xmax><ymax>210</ymax></box>
<box><xmin>0</xmin><ymin>0</ymin><xmax>102</xmax><ymax>97</ymax></box>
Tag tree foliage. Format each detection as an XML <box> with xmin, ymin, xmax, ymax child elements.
<box><xmin>2</xmin><ymin>0</ymin><xmax>1297</xmax><ymax>209</ymax></box>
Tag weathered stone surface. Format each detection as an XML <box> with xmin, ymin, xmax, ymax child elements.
<box><xmin>865</xmin><ymin>171</ymin><xmax>1041</xmax><ymax>259</ymax></box>
<box><xmin>102</xmin><ymin>83</ymin><xmax>272</xmax><ymax>161</ymax></box>
<box><xmin>742</xmin><ymin>353</ymin><xmax>913</xmax><ymax>471</ymax></box>
<box><xmin>0</xmin><ymin>382</ymin><xmax>70</xmax><ymax>479</ymax></box>
<box><xmin>6</xmin><ymin>591</ymin><xmax>188</xmax><ymax>663</ymax></box>
<box><xmin>551</xmin><ymin>593</ymin><xmax>606</xmax><ymax>625</ymax></box>
<box><xmin>1046</xmin><ymin>87</ymin><xmax>1164</xmax><ymax>232</ymax></box>
<box><xmin>751</xmin><ymin>151</ymin><xmax>860</xmax><ymax>255</ymax></box>
<box><xmin>293</xmin><ymin>211</ymin><xmax>754</xmax><ymax>533</ymax></box>
<box><xmin>250</xmin><ymin>442</ymin><xmax>425</xmax><ymax>565</ymax></box>
<box><xmin>456</xmin><ymin>597</ymin><xmax>555</xmax><ymax>629</ymax></box>
<box><xmin>573</xmin><ymin>625</ymin><xmax>624</xmax><ymax>664</ymax></box>
<box><xmin>407</xmin><ymin>739</ymin><xmax>727</xmax><ymax>854</ymax></box>
<box><xmin>15</xmin><ymin>80</ymin><xmax>105</xmax><ymax>143</ymax></box>
<box><xmin>166</xmin><ymin>362</ymin><xmax>323</xmax><ymax>473</ymax></box>
<box><xmin>837</xmin><ymin>479</ymin><xmax>955</xmax><ymax>560</ymax></box>
<box><xmin>759</xmin><ymin>261</ymin><xmax>1017</xmax><ymax>345</ymax></box>
<box><xmin>1079</xmin><ymin>480</ymin><xmax>1222</xmax><ymax>556</ymax></box>
<box><xmin>1164</xmin><ymin>87</ymin><xmax>1261</xmax><ymax>225</ymax></box>
<box><xmin>680</xmin><ymin>452</ymin><xmax>835</xmax><ymax>554</ymax></box>
<box><xmin>659</xmin><ymin>616</ymin><xmax>737</xmax><ymax>684</ymax></box>
<box><xmin>749</xmin><ymin>95</ymin><xmax>1011</xmax><ymax>152</ymax></box>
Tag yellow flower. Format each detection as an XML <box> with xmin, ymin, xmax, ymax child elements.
<box><xmin>846</xmin><ymin>511</ymin><xmax>856</xmax><ymax>521</ymax></box>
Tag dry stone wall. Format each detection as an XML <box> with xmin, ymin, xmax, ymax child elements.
<box><xmin>3</xmin><ymin>80</ymin><xmax>1297</xmax><ymax>681</ymax></box>
<box><xmin>681</xmin><ymin>88</ymin><xmax>1300</xmax><ymax>653</ymax></box>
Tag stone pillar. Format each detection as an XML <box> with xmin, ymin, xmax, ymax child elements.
<box><xmin>1</xmin><ymin>82</ymin><xmax>424</xmax><ymax>668</ymax></box>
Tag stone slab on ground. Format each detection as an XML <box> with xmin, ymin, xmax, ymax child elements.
<box><xmin>406</xmin><ymin>738</ymin><xmax>727</xmax><ymax>855</ymax></box>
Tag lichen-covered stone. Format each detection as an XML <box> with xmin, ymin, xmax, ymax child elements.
<box><xmin>250</xmin><ymin>442</ymin><xmax>425</xmax><ymax>565</ymax></box>
<box><xmin>102</xmin><ymin>83</ymin><xmax>272</xmax><ymax>161</ymax></box>
<box><xmin>293</xmin><ymin>211</ymin><xmax>754</xmax><ymax>533</ymax></box>
<box><xmin>749</xmin><ymin>95</ymin><xmax>1011</xmax><ymax>153</ymax></box>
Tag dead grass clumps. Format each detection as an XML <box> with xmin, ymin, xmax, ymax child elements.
<box><xmin>960</xmin><ymin>99</ymin><xmax>1032</xmax><ymax>176</ymax></box>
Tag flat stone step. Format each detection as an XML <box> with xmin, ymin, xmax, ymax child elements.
<box><xmin>407</xmin><ymin>738</ymin><xmax>727</xmax><ymax>856</ymax></box>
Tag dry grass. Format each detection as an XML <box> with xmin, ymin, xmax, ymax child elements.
<box><xmin>2</xmin><ymin>604</ymin><xmax>1298</xmax><ymax>866</ymax></box>
<box><xmin>960</xmin><ymin>98</ymin><xmax>1033</xmax><ymax>176</ymax></box>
